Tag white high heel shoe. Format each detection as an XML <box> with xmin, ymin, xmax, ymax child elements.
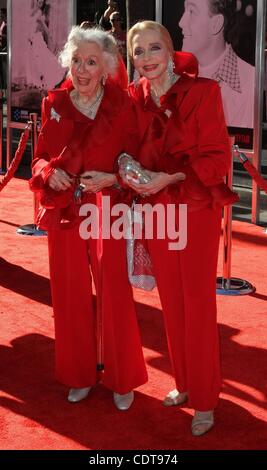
<box><xmin>68</xmin><ymin>387</ymin><xmax>91</xmax><ymax>403</ymax></box>
<box><xmin>113</xmin><ymin>391</ymin><xmax>134</xmax><ymax>410</ymax></box>
<box><xmin>163</xmin><ymin>389</ymin><xmax>188</xmax><ymax>407</ymax></box>
<box><xmin>191</xmin><ymin>410</ymin><xmax>214</xmax><ymax>436</ymax></box>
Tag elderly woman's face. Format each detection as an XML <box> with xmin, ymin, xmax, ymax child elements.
<box><xmin>132</xmin><ymin>29</ymin><xmax>170</xmax><ymax>82</ymax></box>
<box><xmin>70</xmin><ymin>42</ymin><xmax>105</xmax><ymax>97</ymax></box>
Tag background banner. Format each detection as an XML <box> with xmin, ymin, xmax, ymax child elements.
<box><xmin>10</xmin><ymin>0</ymin><xmax>74</xmax><ymax>123</ymax></box>
<box><xmin>162</xmin><ymin>0</ymin><xmax>257</xmax><ymax>149</ymax></box>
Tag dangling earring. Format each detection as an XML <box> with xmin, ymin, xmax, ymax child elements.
<box><xmin>102</xmin><ymin>74</ymin><xmax>108</xmax><ymax>86</ymax></box>
<box><xmin>167</xmin><ymin>57</ymin><xmax>176</xmax><ymax>83</ymax></box>
<box><xmin>133</xmin><ymin>68</ymin><xmax>141</xmax><ymax>87</ymax></box>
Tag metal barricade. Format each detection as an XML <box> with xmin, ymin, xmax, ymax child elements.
<box><xmin>216</xmin><ymin>142</ymin><xmax>255</xmax><ymax>295</ymax></box>
<box><xmin>17</xmin><ymin>113</ymin><xmax>46</xmax><ymax>236</ymax></box>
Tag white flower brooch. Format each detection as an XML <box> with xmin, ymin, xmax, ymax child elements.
<box><xmin>50</xmin><ymin>107</ymin><xmax>61</xmax><ymax>123</ymax></box>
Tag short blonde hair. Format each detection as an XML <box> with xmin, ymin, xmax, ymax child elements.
<box><xmin>127</xmin><ymin>20</ymin><xmax>174</xmax><ymax>58</ymax></box>
<box><xmin>59</xmin><ymin>26</ymin><xmax>119</xmax><ymax>76</ymax></box>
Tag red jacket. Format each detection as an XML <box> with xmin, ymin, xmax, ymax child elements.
<box><xmin>128</xmin><ymin>51</ymin><xmax>238</xmax><ymax>210</ymax></box>
<box><xmin>29</xmin><ymin>81</ymin><xmax>138</xmax><ymax>229</ymax></box>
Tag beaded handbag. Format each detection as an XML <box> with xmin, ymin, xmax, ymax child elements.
<box><xmin>126</xmin><ymin>205</ymin><xmax>156</xmax><ymax>291</ymax></box>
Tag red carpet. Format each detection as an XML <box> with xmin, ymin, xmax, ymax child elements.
<box><xmin>0</xmin><ymin>178</ymin><xmax>266</xmax><ymax>450</ymax></box>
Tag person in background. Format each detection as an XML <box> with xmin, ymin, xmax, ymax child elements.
<box><xmin>109</xmin><ymin>11</ymin><xmax>126</xmax><ymax>63</ymax></box>
<box><xmin>99</xmin><ymin>0</ymin><xmax>119</xmax><ymax>31</ymax></box>
<box><xmin>126</xmin><ymin>20</ymin><xmax>238</xmax><ymax>436</ymax></box>
<box><xmin>29</xmin><ymin>26</ymin><xmax>147</xmax><ymax>410</ymax></box>
<box><xmin>178</xmin><ymin>0</ymin><xmax>255</xmax><ymax>129</ymax></box>
<box><xmin>30</xmin><ymin>0</ymin><xmax>57</xmax><ymax>54</ymax></box>
<box><xmin>25</xmin><ymin>0</ymin><xmax>63</xmax><ymax>91</ymax></box>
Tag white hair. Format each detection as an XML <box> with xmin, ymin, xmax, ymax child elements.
<box><xmin>59</xmin><ymin>26</ymin><xmax>119</xmax><ymax>76</ymax></box>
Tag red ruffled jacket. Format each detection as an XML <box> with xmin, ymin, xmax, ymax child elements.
<box><xmin>29</xmin><ymin>80</ymin><xmax>139</xmax><ymax>229</ymax></box>
<box><xmin>128</xmin><ymin>51</ymin><xmax>238</xmax><ymax>210</ymax></box>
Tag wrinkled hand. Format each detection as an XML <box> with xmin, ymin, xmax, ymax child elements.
<box><xmin>48</xmin><ymin>168</ymin><xmax>73</xmax><ymax>191</ymax></box>
<box><xmin>80</xmin><ymin>171</ymin><xmax>117</xmax><ymax>193</ymax></box>
<box><xmin>122</xmin><ymin>170</ymin><xmax>186</xmax><ymax>195</ymax></box>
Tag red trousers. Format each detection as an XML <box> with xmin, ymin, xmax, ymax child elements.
<box><xmin>47</xmin><ymin>226</ymin><xmax>148</xmax><ymax>394</ymax></box>
<box><xmin>147</xmin><ymin>207</ymin><xmax>222</xmax><ymax>411</ymax></box>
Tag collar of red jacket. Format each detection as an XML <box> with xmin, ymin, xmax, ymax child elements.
<box><xmin>173</xmin><ymin>50</ymin><xmax>198</xmax><ymax>77</ymax></box>
<box><xmin>47</xmin><ymin>80</ymin><xmax>126</xmax><ymax>123</ymax></box>
<box><xmin>129</xmin><ymin>51</ymin><xmax>198</xmax><ymax>111</ymax></box>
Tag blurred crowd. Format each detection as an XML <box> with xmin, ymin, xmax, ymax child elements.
<box><xmin>80</xmin><ymin>1</ymin><xmax>127</xmax><ymax>63</ymax></box>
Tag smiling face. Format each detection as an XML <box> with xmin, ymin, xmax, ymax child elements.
<box><xmin>131</xmin><ymin>29</ymin><xmax>170</xmax><ymax>82</ymax></box>
<box><xmin>179</xmin><ymin>0</ymin><xmax>217</xmax><ymax>57</ymax></box>
<box><xmin>70</xmin><ymin>41</ymin><xmax>106</xmax><ymax>98</ymax></box>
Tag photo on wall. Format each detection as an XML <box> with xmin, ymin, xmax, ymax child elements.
<box><xmin>162</xmin><ymin>0</ymin><xmax>257</xmax><ymax>149</ymax></box>
<box><xmin>10</xmin><ymin>0</ymin><xmax>74</xmax><ymax>123</ymax></box>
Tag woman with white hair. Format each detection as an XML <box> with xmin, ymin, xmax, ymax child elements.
<box><xmin>29</xmin><ymin>26</ymin><xmax>147</xmax><ymax>410</ymax></box>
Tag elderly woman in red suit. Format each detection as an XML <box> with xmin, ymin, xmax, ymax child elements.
<box><xmin>29</xmin><ymin>26</ymin><xmax>147</xmax><ymax>409</ymax></box>
<box><xmin>125</xmin><ymin>21</ymin><xmax>238</xmax><ymax>435</ymax></box>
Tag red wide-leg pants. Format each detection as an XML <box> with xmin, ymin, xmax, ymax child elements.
<box><xmin>147</xmin><ymin>207</ymin><xmax>222</xmax><ymax>411</ymax></box>
<box><xmin>47</xmin><ymin>226</ymin><xmax>147</xmax><ymax>394</ymax></box>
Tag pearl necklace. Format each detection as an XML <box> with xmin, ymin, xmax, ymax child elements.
<box><xmin>71</xmin><ymin>87</ymin><xmax>104</xmax><ymax>119</ymax></box>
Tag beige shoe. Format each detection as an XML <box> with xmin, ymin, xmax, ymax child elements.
<box><xmin>113</xmin><ymin>391</ymin><xmax>134</xmax><ymax>410</ymax></box>
<box><xmin>68</xmin><ymin>387</ymin><xmax>91</xmax><ymax>403</ymax></box>
<box><xmin>163</xmin><ymin>389</ymin><xmax>188</xmax><ymax>407</ymax></box>
<box><xmin>191</xmin><ymin>410</ymin><xmax>214</xmax><ymax>436</ymax></box>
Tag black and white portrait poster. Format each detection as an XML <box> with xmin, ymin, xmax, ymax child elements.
<box><xmin>10</xmin><ymin>0</ymin><xmax>74</xmax><ymax>123</ymax></box>
<box><xmin>162</xmin><ymin>0</ymin><xmax>257</xmax><ymax>149</ymax></box>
